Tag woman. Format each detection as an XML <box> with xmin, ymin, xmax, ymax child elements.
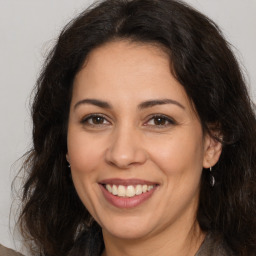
<box><xmin>18</xmin><ymin>0</ymin><xmax>256</xmax><ymax>255</ymax></box>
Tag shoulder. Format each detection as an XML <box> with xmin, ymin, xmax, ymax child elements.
<box><xmin>195</xmin><ymin>233</ymin><xmax>233</xmax><ymax>256</ymax></box>
<box><xmin>0</xmin><ymin>244</ymin><xmax>24</xmax><ymax>256</ymax></box>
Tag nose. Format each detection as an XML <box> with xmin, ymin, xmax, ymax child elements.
<box><xmin>105</xmin><ymin>126</ymin><xmax>147</xmax><ymax>169</ymax></box>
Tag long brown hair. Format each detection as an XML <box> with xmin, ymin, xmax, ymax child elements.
<box><xmin>18</xmin><ymin>0</ymin><xmax>256</xmax><ymax>255</ymax></box>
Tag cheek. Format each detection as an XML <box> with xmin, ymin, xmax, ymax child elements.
<box><xmin>67</xmin><ymin>129</ymin><xmax>105</xmax><ymax>175</ymax></box>
<box><xmin>67</xmin><ymin>130</ymin><xmax>104</xmax><ymax>214</ymax></box>
<box><xmin>147</xmin><ymin>130</ymin><xmax>205</xmax><ymax>178</ymax></box>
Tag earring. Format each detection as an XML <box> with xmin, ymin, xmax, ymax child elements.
<box><xmin>209</xmin><ymin>167</ymin><xmax>215</xmax><ymax>187</ymax></box>
<box><xmin>67</xmin><ymin>163</ymin><xmax>72</xmax><ymax>179</ymax></box>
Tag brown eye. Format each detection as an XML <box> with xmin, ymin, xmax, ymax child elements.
<box><xmin>153</xmin><ymin>117</ymin><xmax>168</xmax><ymax>125</ymax></box>
<box><xmin>81</xmin><ymin>114</ymin><xmax>110</xmax><ymax>126</ymax></box>
<box><xmin>145</xmin><ymin>115</ymin><xmax>176</xmax><ymax>128</ymax></box>
<box><xmin>91</xmin><ymin>116</ymin><xmax>105</xmax><ymax>124</ymax></box>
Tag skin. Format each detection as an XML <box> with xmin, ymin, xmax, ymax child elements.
<box><xmin>66</xmin><ymin>40</ymin><xmax>222</xmax><ymax>256</ymax></box>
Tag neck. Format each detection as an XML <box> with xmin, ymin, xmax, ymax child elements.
<box><xmin>102</xmin><ymin>221</ymin><xmax>205</xmax><ymax>256</ymax></box>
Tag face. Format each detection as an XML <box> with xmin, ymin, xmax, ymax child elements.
<box><xmin>67</xmin><ymin>40</ymin><xmax>221</xmax><ymax>242</ymax></box>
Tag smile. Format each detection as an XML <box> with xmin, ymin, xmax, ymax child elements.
<box><xmin>104</xmin><ymin>184</ymin><xmax>155</xmax><ymax>198</ymax></box>
<box><xmin>99</xmin><ymin>179</ymin><xmax>159</xmax><ymax>208</ymax></box>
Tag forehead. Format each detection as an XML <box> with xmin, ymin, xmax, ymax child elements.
<box><xmin>86</xmin><ymin>39</ymin><xmax>170</xmax><ymax>65</ymax></box>
<box><xmin>72</xmin><ymin>40</ymin><xmax>194</xmax><ymax>113</ymax></box>
<box><xmin>78</xmin><ymin>40</ymin><xmax>171</xmax><ymax>82</ymax></box>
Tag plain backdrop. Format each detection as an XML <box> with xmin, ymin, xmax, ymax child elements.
<box><xmin>0</xmin><ymin>0</ymin><xmax>255</xmax><ymax>252</ymax></box>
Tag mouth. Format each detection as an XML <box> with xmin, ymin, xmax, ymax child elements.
<box><xmin>103</xmin><ymin>184</ymin><xmax>155</xmax><ymax>198</ymax></box>
<box><xmin>99</xmin><ymin>179</ymin><xmax>159</xmax><ymax>208</ymax></box>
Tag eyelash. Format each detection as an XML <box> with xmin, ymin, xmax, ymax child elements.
<box><xmin>80</xmin><ymin>114</ymin><xmax>176</xmax><ymax>128</ymax></box>
<box><xmin>144</xmin><ymin>114</ymin><xmax>176</xmax><ymax>128</ymax></box>
<box><xmin>81</xmin><ymin>114</ymin><xmax>111</xmax><ymax>127</ymax></box>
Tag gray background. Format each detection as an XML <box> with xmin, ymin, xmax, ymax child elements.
<box><xmin>0</xmin><ymin>0</ymin><xmax>255</xmax><ymax>252</ymax></box>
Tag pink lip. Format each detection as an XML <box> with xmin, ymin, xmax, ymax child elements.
<box><xmin>99</xmin><ymin>179</ymin><xmax>158</xmax><ymax>209</ymax></box>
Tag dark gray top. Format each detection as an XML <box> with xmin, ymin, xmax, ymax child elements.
<box><xmin>0</xmin><ymin>244</ymin><xmax>24</xmax><ymax>256</ymax></box>
<box><xmin>0</xmin><ymin>233</ymin><xmax>233</xmax><ymax>256</ymax></box>
<box><xmin>195</xmin><ymin>233</ymin><xmax>233</xmax><ymax>256</ymax></box>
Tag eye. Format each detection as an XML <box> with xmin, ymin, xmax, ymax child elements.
<box><xmin>81</xmin><ymin>114</ymin><xmax>111</xmax><ymax>126</ymax></box>
<box><xmin>145</xmin><ymin>115</ymin><xmax>176</xmax><ymax>127</ymax></box>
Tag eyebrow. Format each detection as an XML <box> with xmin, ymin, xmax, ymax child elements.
<box><xmin>138</xmin><ymin>99</ymin><xmax>185</xmax><ymax>110</ymax></box>
<box><xmin>74</xmin><ymin>99</ymin><xmax>112</xmax><ymax>110</ymax></box>
<box><xmin>74</xmin><ymin>98</ymin><xmax>185</xmax><ymax>110</ymax></box>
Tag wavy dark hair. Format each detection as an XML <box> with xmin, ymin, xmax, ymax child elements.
<box><xmin>18</xmin><ymin>0</ymin><xmax>256</xmax><ymax>255</ymax></box>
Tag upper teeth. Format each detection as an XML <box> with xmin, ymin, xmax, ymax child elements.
<box><xmin>105</xmin><ymin>184</ymin><xmax>154</xmax><ymax>198</ymax></box>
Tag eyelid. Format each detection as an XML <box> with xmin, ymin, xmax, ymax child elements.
<box><xmin>80</xmin><ymin>113</ymin><xmax>112</xmax><ymax>126</ymax></box>
<box><xmin>144</xmin><ymin>114</ymin><xmax>177</xmax><ymax>127</ymax></box>
<box><xmin>79</xmin><ymin>113</ymin><xmax>176</xmax><ymax>128</ymax></box>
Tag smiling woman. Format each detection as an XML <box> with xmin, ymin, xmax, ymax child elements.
<box><xmin>67</xmin><ymin>41</ymin><xmax>215</xmax><ymax>250</ymax></box>
<box><xmin>17</xmin><ymin>0</ymin><xmax>256</xmax><ymax>256</ymax></box>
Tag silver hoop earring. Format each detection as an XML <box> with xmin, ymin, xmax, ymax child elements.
<box><xmin>209</xmin><ymin>167</ymin><xmax>215</xmax><ymax>187</ymax></box>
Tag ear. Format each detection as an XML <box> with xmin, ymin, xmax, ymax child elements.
<box><xmin>203</xmin><ymin>133</ymin><xmax>222</xmax><ymax>169</ymax></box>
<box><xmin>66</xmin><ymin>153</ymin><xmax>70</xmax><ymax>163</ymax></box>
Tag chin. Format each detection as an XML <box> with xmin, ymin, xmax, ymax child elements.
<box><xmin>104</xmin><ymin>227</ymin><xmax>151</xmax><ymax>240</ymax></box>
<box><xmin>101</xmin><ymin>217</ymin><xmax>154</xmax><ymax>240</ymax></box>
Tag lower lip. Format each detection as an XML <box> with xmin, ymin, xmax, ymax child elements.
<box><xmin>99</xmin><ymin>185</ymin><xmax>157</xmax><ymax>209</ymax></box>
